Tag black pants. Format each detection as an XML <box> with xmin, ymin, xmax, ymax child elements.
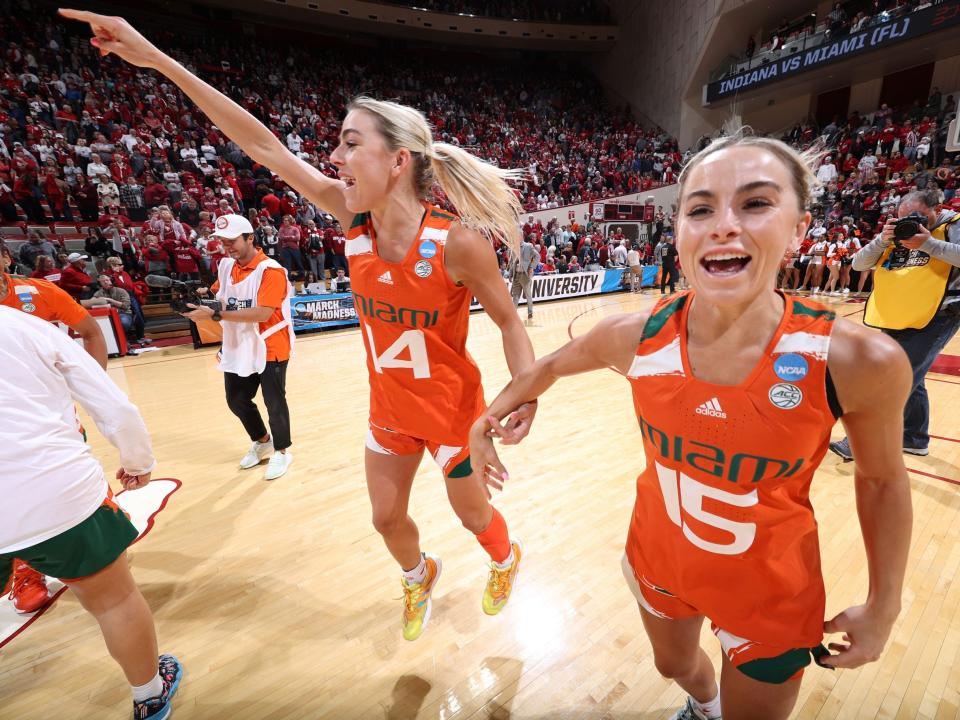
<box><xmin>660</xmin><ymin>264</ymin><xmax>678</xmax><ymax>293</ymax></box>
<box><xmin>224</xmin><ymin>360</ymin><xmax>291</xmax><ymax>451</ymax></box>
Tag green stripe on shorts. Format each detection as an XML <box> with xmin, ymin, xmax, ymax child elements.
<box><xmin>1</xmin><ymin>505</ymin><xmax>138</xmax><ymax>585</ymax></box>
<box><xmin>737</xmin><ymin>644</ymin><xmax>828</xmax><ymax>684</ymax></box>
<box><xmin>447</xmin><ymin>456</ymin><xmax>473</xmax><ymax>479</ymax></box>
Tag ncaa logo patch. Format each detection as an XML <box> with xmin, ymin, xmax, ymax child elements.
<box><xmin>414</xmin><ymin>260</ymin><xmax>433</xmax><ymax>278</ymax></box>
<box><xmin>418</xmin><ymin>240</ymin><xmax>437</xmax><ymax>259</ymax></box>
<box><xmin>17</xmin><ymin>293</ymin><xmax>32</xmax><ymax>302</ymax></box>
<box><xmin>773</xmin><ymin>353</ymin><xmax>808</xmax><ymax>382</ymax></box>
<box><xmin>769</xmin><ymin>383</ymin><xmax>802</xmax><ymax>410</ymax></box>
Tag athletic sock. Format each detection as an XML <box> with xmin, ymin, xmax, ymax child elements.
<box><xmin>694</xmin><ymin>685</ymin><xmax>722</xmax><ymax>719</ymax></box>
<box><xmin>475</xmin><ymin>508</ymin><xmax>511</xmax><ymax>563</ymax></box>
<box><xmin>493</xmin><ymin>545</ymin><xmax>515</xmax><ymax>570</ymax></box>
<box><xmin>132</xmin><ymin>672</ymin><xmax>163</xmax><ymax>702</ymax></box>
<box><xmin>402</xmin><ymin>553</ymin><xmax>427</xmax><ymax>584</ymax></box>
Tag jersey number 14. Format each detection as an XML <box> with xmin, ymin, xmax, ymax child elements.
<box><xmin>366</xmin><ymin>327</ymin><xmax>431</xmax><ymax>379</ymax></box>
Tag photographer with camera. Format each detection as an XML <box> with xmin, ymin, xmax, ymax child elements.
<box><xmin>181</xmin><ymin>214</ymin><xmax>296</xmax><ymax>481</ymax></box>
<box><xmin>831</xmin><ymin>189</ymin><xmax>960</xmax><ymax>460</ymax></box>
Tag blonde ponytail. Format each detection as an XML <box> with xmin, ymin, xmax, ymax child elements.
<box><xmin>347</xmin><ymin>96</ymin><xmax>526</xmax><ymax>255</ymax></box>
<box><xmin>429</xmin><ymin>142</ymin><xmax>526</xmax><ymax>254</ymax></box>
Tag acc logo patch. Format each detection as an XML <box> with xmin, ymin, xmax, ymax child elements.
<box><xmin>773</xmin><ymin>353</ymin><xmax>808</xmax><ymax>382</ymax></box>
<box><xmin>21</xmin><ymin>303</ymin><xmax>36</xmax><ymax>313</ymax></box>
<box><xmin>418</xmin><ymin>240</ymin><xmax>437</xmax><ymax>259</ymax></box>
<box><xmin>215</xmin><ymin>216</ymin><xmax>229</xmax><ymax>229</ymax></box>
<box><xmin>769</xmin><ymin>383</ymin><xmax>802</xmax><ymax>410</ymax></box>
<box><xmin>414</xmin><ymin>260</ymin><xmax>433</xmax><ymax>278</ymax></box>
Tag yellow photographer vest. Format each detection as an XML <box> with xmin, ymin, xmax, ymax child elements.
<box><xmin>864</xmin><ymin>215</ymin><xmax>960</xmax><ymax>330</ymax></box>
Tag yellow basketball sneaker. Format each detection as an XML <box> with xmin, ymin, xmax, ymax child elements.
<box><xmin>401</xmin><ymin>554</ymin><xmax>441</xmax><ymax>641</ymax></box>
<box><xmin>482</xmin><ymin>540</ymin><xmax>523</xmax><ymax>615</ymax></box>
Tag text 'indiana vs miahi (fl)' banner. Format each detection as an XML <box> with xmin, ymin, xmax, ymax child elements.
<box><xmin>704</xmin><ymin>2</ymin><xmax>960</xmax><ymax>103</ymax></box>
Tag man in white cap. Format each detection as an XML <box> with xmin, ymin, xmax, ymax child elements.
<box><xmin>59</xmin><ymin>252</ymin><xmax>94</xmax><ymax>301</ymax></box>
<box><xmin>182</xmin><ymin>214</ymin><xmax>296</xmax><ymax>480</ymax></box>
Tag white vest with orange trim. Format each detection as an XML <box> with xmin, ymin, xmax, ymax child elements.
<box><xmin>215</xmin><ymin>257</ymin><xmax>294</xmax><ymax>377</ymax></box>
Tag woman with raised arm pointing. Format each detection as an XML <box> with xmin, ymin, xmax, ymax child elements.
<box><xmin>61</xmin><ymin>9</ymin><xmax>537</xmax><ymax>642</ymax></box>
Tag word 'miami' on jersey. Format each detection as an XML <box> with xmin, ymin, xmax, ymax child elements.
<box><xmin>638</xmin><ymin>413</ymin><xmax>805</xmax><ymax>484</ymax></box>
<box><xmin>353</xmin><ymin>291</ymin><xmax>441</xmax><ymax>329</ymax></box>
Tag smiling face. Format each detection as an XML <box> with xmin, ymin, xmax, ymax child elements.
<box><xmin>677</xmin><ymin>145</ymin><xmax>810</xmax><ymax>306</ymax></box>
<box><xmin>329</xmin><ymin>109</ymin><xmax>405</xmax><ymax>214</ymax></box>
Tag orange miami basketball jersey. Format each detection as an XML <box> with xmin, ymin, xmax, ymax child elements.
<box><xmin>625</xmin><ymin>290</ymin><xmax>839</xmax><ymax>647</ymax></box>
<box><xmin>345</xmin><ymin>204</ymin><xmax>484</xmax><ymax>445</ymax></box>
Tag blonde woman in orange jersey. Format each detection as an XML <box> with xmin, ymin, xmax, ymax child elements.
<box><xmin>470</xmin><ymin>134</ymin><xmax>913</xmax><ymax>719</ymax></box>
<box><xmin>64</xmin><ymin>10</ymin><xmax>536</xmax><ymax>642</ymax></box>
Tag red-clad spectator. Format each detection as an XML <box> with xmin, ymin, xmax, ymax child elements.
<box><xmin>181</xmin><ymin>175</ymin><xmax>203</xmax><ymax>204</ymax></box>
<box><xmin>73</xmin><ymin>175</ymin><xmax>100</xmax><ymax>222</ymax></box>
<box><xmin>166</xmin><ymin>240</ymin><xmax>203</xmax><ymax>280</ymax></box>
<box><xmin>279</xmin><ymin>191</ymin><xmax>298</xmax><ymax>218</ymax></box>
<box><xmin>326</xmin><ymin>223</ymin><xmax>348</xmax><ymax>276</ymax></box>
<box><xmin>102</xmin><ymin>255</ymin><xmax>145</xmax><ymax>303</ymax></box>
<box><xmin>98</xmin><ymin>206</ymin><xmax>132</xmax><ymax>228</ymax></box>
<box><xmin>13</xmin><ymin>170</ymin><xmax>45</xmax><ymax>222</ymax></box>
<box><xmin>110</xmin><ymin>152</ymin><xmax>133</xmax><ymax>184</ymax></box>
<box><xmin>42</xmin><ymin>168</ymin><xmax>70</xmax><ymax>221</ymax></box>
<box><xmin>301</xmin><ymin>219</ymin><xmax>325</xmax><ymax>282</ymax></box>
<box><xmin>195</xmin><ymin>211</ymin><xmax>215</xmax><ymax>235</ymax></box>
<box><xmin>142</xmin><ymin>233</ymin><xmax>169</xmax><ymax>274</ymax></box>
<box><xmin>261</xmin><ymin>189</ymin><xmax>282</xmax><ymax>221</ymax></box>
<box><xmin>144</xmin><ymin>177</ymin><xmax>170</xmax><ymax>208</ymax></box>
<box><xmin>277</xmin><ymin>214</ymin><xmax>304</xmax><ymax>278</ymax></box>
<box><xmin>30</xmin><ymin>255</ymin><xmax>62</xmax><ymax>284</ymax></box>
<box><xmin>214</xmin><ymin>198</ymin><xmax>236</xmax><ymax>218</ymax></box>
<box><xmin>59</xmin><ymin>252</ymin><xmax>94</xmax><ymax>300</ymax></box>
<box><xmin>200</xmin><ymin>187</ymin><xmax>219</xmax><ymax>213</ymax></box>
<box><xmin>206</xmin><ymin>236</ymin><xmax>226</xmax><ymax>276</ymax></box>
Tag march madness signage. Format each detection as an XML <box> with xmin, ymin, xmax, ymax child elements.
<box><xmin>704</xmin><ymin>2</ymin><xmax>960</xmax><ymax>104</ymax></box>
<box><xmin>290</xmin><ymin>292</ymin><xmax>357</xmax><ymax>332</ymax></box>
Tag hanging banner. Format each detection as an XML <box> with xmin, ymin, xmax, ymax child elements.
<box><xmin>704</xmin><ymin>3</ymin><xmax>960</xmax><ymax>103</ymax></box>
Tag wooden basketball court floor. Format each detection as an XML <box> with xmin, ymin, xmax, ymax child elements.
<box><xmin>2</xmin><ymin>290</ymin><xmax>960</xmax><ymax>720</ymax></box>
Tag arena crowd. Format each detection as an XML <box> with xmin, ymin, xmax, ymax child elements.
<box><xmin>0</xmin><ymin>0</ymin><xmax>957</xmax><ymax>313</ymax></box>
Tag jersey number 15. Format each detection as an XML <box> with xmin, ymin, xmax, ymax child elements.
<box><xmin>656</xmin><ymin>461</ymin><xmax>758</xmax><ymax>555</ymax></box>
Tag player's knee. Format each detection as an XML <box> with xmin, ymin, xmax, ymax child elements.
<box><xmin>652</xmin><ymin>652</ymin><xmax>698</xmax><ymax>681</ymax></box>
<box><xmin>453</xmin><ymin>507</ymin><xmax>489</xmax><ymax>534</ymax></box>
<box><xmin>371</xmin><ymin>507</ymin><xmax>405</xmax><ymax>537</ymax></box>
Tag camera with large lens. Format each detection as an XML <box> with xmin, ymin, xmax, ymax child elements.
<box><xmin>170</xmin><ymin>282</ymin><xmax>221</xmax><ymax>314</ymax></box>
<box><xmin>144</xmin><ymin>274</ymin><xmax>222</xmax><ymax>313</ymax></box>
<box><xmin>893</xmin><ymin>211</ymin><xmax>928</xmax><ymax>242</ymax></box>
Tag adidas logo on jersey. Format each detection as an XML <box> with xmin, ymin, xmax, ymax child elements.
<box><xmin>377</xmin><ymin>270</ymin><xmax>394</xmax><ymax>285</ymax></box>
<box><xmin>695</xmin><ymin>397</ymin><xmax>726</xmax><ymax>419</ymax></box>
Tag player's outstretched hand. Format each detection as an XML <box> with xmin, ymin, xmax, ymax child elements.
<box><xmin>820</xmin><ymin>603</ymin><xmax>897</xmax><ymax>669</ymax></box>
<box><xmin>495</xmin><ymin>400</ymin><xmax>538</xmax><ymax>445</ymax></box>
<box><xmin>116</xmin><ymin>467</ymin><xmax>152</xmax><ymax>491</ymax></box>
<box><xmin>469</xmin><ymin>416</ymin><xmax>509</xmax><ymax>500</ymax></box>
<box><xmin>59</xmin><ymin>9</ymin><xmax>167</xmax><ymax>69</ymax></box>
